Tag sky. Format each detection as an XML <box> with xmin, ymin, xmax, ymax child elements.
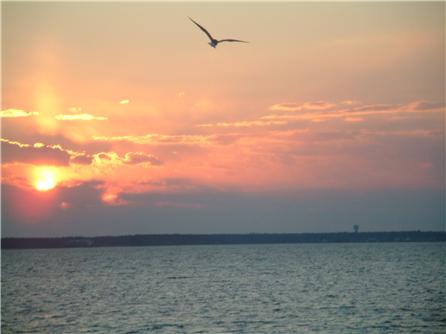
<box><xmin>1</xmin><ymin>2</ymin><xmax>445</xmax><ymax>237</ymax></box>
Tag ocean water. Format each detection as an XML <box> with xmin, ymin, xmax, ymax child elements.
<box><xmin>2</xmin><ymin>243</ymin><xmax>445</xmax><ymax>333</ymax></box>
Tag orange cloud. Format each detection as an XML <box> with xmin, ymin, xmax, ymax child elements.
<box><xmin>2</xmin><ymin>96</ymin><xmax>443</xmax><ymax>201</ymax></box>
<box><xmin>198</xmin><ymin>120</ymin><xmax>287</xmax><ymax>128</ymax></box>
<box><xmin>92</xmin><ymin>151</ymin><xmax>163</xmax><ymax>166</ymax></box>
<box><xmin>0</xmin><ymin>109</ymin><xmax>39</xmax><ymax>118</ymax></box>
<box><xmin>55</xmin><ymin>113</ymin><xmax>108</xmax><ymax>121</ymax></box>
<box><xmin>263</xmin><ymin>100</ymin><xmax>444</xmax><ymax>124</ymax></box>
<box><xmin>344</xmin><ymin>117</ymin><xmax>364</xmax><ymax>122</ymax></box>
<box><xmin>101</xmin><ymin>191</ymin><xmax>128</xmax><ymax>206</ymax></box>
<box><xmin>93</xmin><ymin>133</ymin><xmax>212</xmax><ymax>146</ymax></box>
<box><xmin>270</xmin><ymin>101</ymin><xmax>336</xmax><ymax>112</ymax></box>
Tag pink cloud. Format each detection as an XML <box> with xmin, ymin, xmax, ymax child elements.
<box><xmin>270</xmin><ymin>101</ymin><xmax>336</xmax><ymax>112</ymax></box>
<box><xmin>123</xmin><ymin>152</ymin><xmax>163</xmax><ymax>165</ymax></box>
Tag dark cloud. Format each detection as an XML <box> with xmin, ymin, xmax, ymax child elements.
<box><xmin>32</xmin><ymin>134</ymin><xmax>112</xmax><ymax>155</ymax></box>
<box><xmin>97</xmin><ymin>153</ymin><xmax>112</xmax><ymax>161</ymax></box>
<box><xmin>57</xmin><ymin>180</ymin><xmax>105</xmax><ymax>207</ymax></box>
<box><xmin>2</xmin><ymin>181</ymin><xmax>444</xmax><ymax>237</ymax></box>
<box><xmin>70</xmin><ymin>155</ymin><xmax>93</xmax><ymax>165</ymax></box>
<box><xmin>410</xmin><ymin>101</ymin><xmax>445</xmax><ymax>111</ymax></box>
<box><xmin>270</xmin><ymin>101</ymin><xmax>336</xmax><ymax>112</ymax></box>
<box><xmin>347</xmin><ymin>103</ymin><xmax>400</xmax><ymax>113</ymax></box>
<box><xmin>139</xmin><ymin>177</ymin><xmax>215</xmax><ymax>192</ymax></box>
<box><xmin>1</xmin><ymin>140</ymin><xmax>70</xmax><ymax>166</ymax></box>
<box><xmin>1</xmin><ymin>181</ymin><xmax>105</xmax><ymax>236</ymax></box>
<box><xmin>0</xmin><ymin>129</ymin><xmax>112</xmax><ymax>155</ymax></box>
<box><xmin>290</xmin><ymin>129</ymin><xmax>358</xmax><ymax>142</ymax></box>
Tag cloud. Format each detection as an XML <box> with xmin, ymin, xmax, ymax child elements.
<box><xmin>0</xmin><ymin>132</ymin><xmax>112</xmax><ymax>156</ymax></box>
<box><xmin>3</xmin><ymin>184</ymin><xmax>444</xmax><ymax>236</ymax></box>
<box><xmin>1</xmin><ymin>138</ymin><xmax>70</xmax><ymax>166</ymax></box>
<box><xmin>101</xmin><ymin>191</ymin><xmax>128</xmax><ymax>206</ymax></box>
<box><xmin>55</xmin><ymin>113</ymin><xmax>108</xmax><ymax>121</ymax></box>
<box><xmin>59</xmin><ymin>201</ymin><xmax>71</xmax><ymax>209</ymax></box>
<box><xmin>341</xmin><ymin>100</ymin><xmax>360</xmax><ymax>106</ymax></box>
<box><xmin>198</xmin><ymin>120</ymin><xmax>287</xmax><ymax>128</ymax></box>
<box><xmin>69</xmin><ymin>107</ymin><xmax>82</xmax><ymax>113</ymax></box>
<box><xmin>204</xmin><ymin>100</ymin><xmax>421</xmax><ymax>128</ymax></box>
<box><xmin>70</xmin><ymin>154</ymin><xmax>93</xmax><ymax>165</ymax></box>
<box><xmin>269</xmin><ymin>103</ymin><xmax>302</xmax><ymax>112</ymax></box>
<box><xmin>139</xmin><ymin>177</ymin><xmax>215</xmax><ymax>193</ymax></box>
<box><xmin>273</xmin><ymin>128</ymin><xmax>440</xmax><ymax>145</ymax></box>
<box><xmin>153</xmin><ymin>201</ymin><xmax>205</xmax><ymax>209</ymax></box>
<box><xmin>302</xmin><ymin>101</ymin><xmax>336</xmax><ymax>110</ymax></box>
<box><xmin>93</xmin><ymin>133</ymin><xmax>212</xmax><ymax>146</ymax></box>
<box><xmin>58</xmin><ymin>180</ymin><xmax>105</xmax><ymax>207</ymax></box>
<box><xmin>263</xmin><ymin>100</ymin><xmax>444</xmax><ymax>124</ymax></box>
<box><xmin>0</xmin><ymin>109</ymin><xmax>39</xmax><ymax>118</ymax></box>
<box><xmin>296</xmin><ymin>129</ymin><xmax>358</xmax><ymax>142</ymax></box>
<box><xmin>347</xmin><ymin>103</ymin><xmax>402</xmax><ymax>113</ymax></box>
<box><xmin>93</xmin><ymin>152</ymin><xmax>121</xmax><ymax>166</ymax></box>
<box><xmin>93</xmin><ymin>151</ymin><xmax>163</xmax><ymax>166</ymax></box>
<box><xmin>408</xmin><ymin>101</ymin><xmax>445</xmax><ymax>111</ymax></box>
<box><xmin>361</xmin><ymin>129</ymin><xmax>441</xmax><ymax>138</ymax></box>
<box><xmin>270</xmin><ymin>101</ymin><xmax>336</xmax><ymax>112</ymax></box>
<box><xmin>120</xmin><ymin>188</ymin><xmax>211</xmax><ymax>209</ymax></box>
<box><xmin>123</xmin><ymin>152</ymin><xmax>163</xmax><ymax>165</ymax></box>
<box><xmin>344</xmin><ymin>117</ymin><xmax>364</xmax><ymax>122</ymax></box>
<box><xmin>1</xmin><ymin>138</ymin><xmax>100</xmax><ymax>167</ymax></box>
<box><xmin>209</xmin><ymin>133</ymin><xmax>247</xmax><ymax>145</ymax></box>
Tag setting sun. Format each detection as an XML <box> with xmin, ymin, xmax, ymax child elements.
<box><xmin>33</xmin><ymin>167</ymin><xmax>58</xmax><ymax>191</ymax></box>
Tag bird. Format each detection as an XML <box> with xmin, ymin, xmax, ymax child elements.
<box><xmin>188</xmin><ymin>17</ymin><xmax>248</xmax><ymax>48</ymax></box>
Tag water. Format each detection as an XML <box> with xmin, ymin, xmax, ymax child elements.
<box><xmin>2</xmin><ymin>243</ymin><xmax>445</xmax><ymax>333</ymax></box>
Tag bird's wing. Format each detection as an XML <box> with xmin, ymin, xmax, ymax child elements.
<box><xmin>189</xmin><ymin>17</ymin><xmax>214</xmax><ymax>41</ymax></box>
<box><xmin>218</xmin><ymin>39</ymin><xmax>249</xmax><ymax>43</ymax></box>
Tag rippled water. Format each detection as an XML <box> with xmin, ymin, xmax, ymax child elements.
<box><xmin>2</xmin><ymin>243</ymin><xmax>445</xmax><ymax>333</ymax></box>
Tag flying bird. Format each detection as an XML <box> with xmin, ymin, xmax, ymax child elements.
<box><xmin>189</xmin><ymin>17</ymin><xmax>248</xmax><ymax>48</ymax></box>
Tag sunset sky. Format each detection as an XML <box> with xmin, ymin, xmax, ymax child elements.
<box><xmin>2</xmin><ymin>2</ymin><xmax>444</xmax><ymax>237</ymax></box>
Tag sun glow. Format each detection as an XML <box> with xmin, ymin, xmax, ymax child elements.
<box><xmin>33</xmin><ymin>167</ymin><xmax>58</xmax><ymax>191</ymax></box>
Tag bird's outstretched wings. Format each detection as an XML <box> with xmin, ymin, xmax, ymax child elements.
<box><xmin>218</xmin><ymin>39</ymin><xmax>249</xmax><ymax>44</ymax></box>
<box><xmin>188</xmin><ymin>17</ymin><xmax>214</xmax><ymax>41</ymax></box>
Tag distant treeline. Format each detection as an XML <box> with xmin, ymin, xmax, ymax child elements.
<box><xmin>2</xmin><ymin>231</ymin><xmax>445</xmax><ymax>249</ymax></box>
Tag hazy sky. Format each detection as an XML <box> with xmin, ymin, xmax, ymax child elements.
<box><xmin>2</xmin><ymin>2</ymin><xmax>444</xmax><ymax>237</ymax></box>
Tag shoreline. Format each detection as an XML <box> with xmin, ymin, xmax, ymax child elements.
<box><xmin>2</xmin><ymin>231</ymin><xmax>445</xmax><ymax>249</ymax></box>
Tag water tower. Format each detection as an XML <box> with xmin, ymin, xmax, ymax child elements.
<box><xmin>353</xmin><ymin>224</ymin><xmax>359</xmax><ymax>233</ymax></box>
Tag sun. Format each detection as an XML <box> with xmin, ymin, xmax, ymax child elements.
<box><xmin>33</xmin><ymin>167</ymin><xmax>58</xmax><ymax>192</ymax></box>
